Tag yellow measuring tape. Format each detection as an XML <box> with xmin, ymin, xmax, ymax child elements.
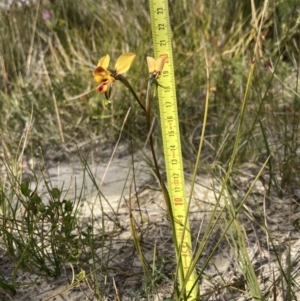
<box><xmin>149</xmin><ymin>1</ymin><xmax>198</xmax><ymax>299</ymax></box>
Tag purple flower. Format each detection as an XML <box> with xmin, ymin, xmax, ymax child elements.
<box><xmin>42</xmin><ymin>9</ymin><xmax>52</xmax><ymax>20</ymax></box>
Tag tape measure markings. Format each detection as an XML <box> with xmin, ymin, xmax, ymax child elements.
<box><xmin>149</xmin><ymin>0</ymin><xmax>198</xmax><ymax>299</ymax></box>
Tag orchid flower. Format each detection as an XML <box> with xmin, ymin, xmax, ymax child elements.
<box><xmin>93</xmin><ymin>53</ymin><xmax>136</xmax><ymax>93</ymax></box>
<box><xmin>146</xmin><ymin>55</ymin><xmax>167</xmax><ymax>79</ymax></box>
<box><xmin>146</xmin><ymin>55</ymin><xmax>167</xmax><ymax>94</ymax></box>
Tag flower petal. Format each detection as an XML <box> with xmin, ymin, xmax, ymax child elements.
<box><xmin>147</xmin><ymin>56</ymin><xmax>166</xmax><ymax>75</ymax></box>
<box><xmin>146</xmin><ymin>56</ymin><xmax>156</xmax><ymax>73</ymax></box>
<box><xmin>97</xmin><ymin>55</ymin><xmax>110</xmax><ymax>68</ymax></box>
<box><xmin>156</xmin><ymin>55</ymin><xmax>167</xmax><ymax>73</ymax></box>
<box><xmin>93</xmin><ymin>66</ymin><xmax>115</xmax><ymax>84</ymax></box>
<box><xmin>96</xmin><ymin>81</ymin><xmax>109</xmax><ymax>93</ymax></box>
<box><xmin>114</xmin><ymin>53</ymin><xmax>136</xmax><ymax>74</ymax></box>
<box><xmin>93</xmin><ymin>66</ymin><xmax>108</xmax><ymax>76</ymax></box>
<box><xmin>93</xmin><ymin>68</ymin><xmax>105</xmax><ymax>82</ymax></box>
<box><xmin>94</xmin><ymin>74</ymin><xmax>103</xmax><ymax>83</ymax></box>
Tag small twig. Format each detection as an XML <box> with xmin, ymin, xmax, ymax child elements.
<box><xmin>98</xmin><ymin>107</ymin><xmax>131</xmax><ymax>190</ymax></box>
<box><xmin>112</xmin><ymin>277</ymin><xmax>121</xmax><ymax>301</ymax></box>
<box><xmin>273</xmin><ymin>269</ymin><xmax>277</xmax><ymax>301</ymax></box>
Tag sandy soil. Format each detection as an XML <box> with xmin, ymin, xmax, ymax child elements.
<box><xmin>1</xmin><ymin>145</ymin><xmax>300</xmax><ymax>301</ymax></box>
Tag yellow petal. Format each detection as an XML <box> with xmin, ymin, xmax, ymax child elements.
<box><xmin>93</xmin><ymin>66</ymin><xmax>109</xmax><ymax>83</ymax></box>
<box><xmin>147</xmin><ymin>56</ymin><xmax>167</xmax><ymax>74</ymax></box>
<box><xmin>94</xmin><ymin>74</ymin><xmax>115</xmax><ymax>85</ymax></box>
<box><xmin>114</xmin><ymin>53</ymin><xmax>136</xmax><ymax>74</ymax></box>
<box><xmin>94</xmin><ymin>74</ymin><xmax>104</xmax><ymax>84</ymax></box>
<box><xmin>146</xmin><ymin>56</ymin><xmax>156</xmax><ymax>73</ymax></box>
<box><xmin>156</xmin><ymin>55</ymin><xmax>167</xmax><ymax>73</ymax></box>
<box><xmin>97</xmin><ymin>55</ymin><xmax>110</xmax><ymax>68</ymax></box>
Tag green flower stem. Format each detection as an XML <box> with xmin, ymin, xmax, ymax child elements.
<box><xmin>121</xmin><ymin>75</ymin><xmax>178</xmax><ymax>285</ymax></box>
<box><xmin>116</xmin><ymin>74</ymin><xmax>146</xmax><ymax>112</ymax></box>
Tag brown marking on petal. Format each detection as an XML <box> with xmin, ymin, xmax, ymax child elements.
<box><xmin>96</xmin><ymin>84</ymin><xmax>105</xmax><ymax>93</ymax></box>
<box><xmin>96</xmin><ymin>81</ymin><xmax>110</xmax><ymax>93</ymax></box>
<box><xmin>93</xmin><ymin>66</ymin><xmax>109</xmax><ymax>76</ymax></box>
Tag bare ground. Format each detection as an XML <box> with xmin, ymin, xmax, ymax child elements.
<box><xmin>1</xmin><ymin>143</ymin><xmax>300</xmax><ymax>301</ymax></box>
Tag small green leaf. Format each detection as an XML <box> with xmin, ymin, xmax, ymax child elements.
<box><xmin>64</xmin><ymin>200</ymin><xmax>73</xmax><ymax>212</ymax></box>
<box><xmin>21</xmin><ymin>182</ymin><xmax>31</xmax><ymax>197</ymax></box>
<box><xmin>50</xmin><ymin>188</ymin><xmax>61</xmax><ymax>199</ymax></box>
<box><xmin>30</xmin><ymin>194</ymin><xmax>42</xmax><ymax>204</ymax></box>
<box><xmin>38</xmin><ymin>203</ymin><xmax>46</xmax><ymax>213</ymax></box>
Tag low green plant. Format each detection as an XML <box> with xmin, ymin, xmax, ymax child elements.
<box><xmin>0</xmin><ymin>179</ymin><xmax>81</xmax><ymax>277</ymax></box>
